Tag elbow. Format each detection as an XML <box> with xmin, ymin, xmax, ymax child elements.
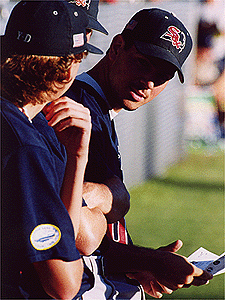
<box><xmin>77</xmin><ymin>232</ymin><xmax>101</xmax><ymax>256</ymax></box>
<box><xmin>45</xmin><ymin>274</ymin><xmax>82</xmax><ymax>300</ymax></box>
<box><xmin>77</xmin><ymin>207</ymin><xmax>107</xmax><ymax>256</ymax></box>
<box><xmin>61</xmin><ymin>283</ymin><xmax>82</xmax><ymax>300</ymax></box>
<box><xmin>80</xmin><ymin>237</ymin><xmax>101</xmax><ymax>256</ymax></box>
<box><xmin>81</xmin><ymin>227</ymin><xmax>107</xmax><ymax>256</ymax></box>
<box><xmin>34</xmin><ymin>259</ymin><xmax>83</xmax><ymax>300</ymax></box>
<box><xmin>47</xmin><ymin>281</ymin><xmax>81</xmax><ymax>300</ymax></box>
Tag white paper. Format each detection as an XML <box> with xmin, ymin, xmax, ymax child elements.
<box><xmin>188</xmin><ymin>247</ymin><xmax>225</xmax><ymax>276</ymax></box>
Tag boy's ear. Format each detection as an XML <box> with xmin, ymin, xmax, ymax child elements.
<box><xmin>108</xmin><ymin>34</ymin><xmax>125</xmax><ymax>61</ymax></box>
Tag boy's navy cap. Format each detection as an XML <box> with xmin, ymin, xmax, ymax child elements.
<box><xmin>68</xmin><ymin>0</ymin><xmax>108</xmax><ymax>35</ymax></box>
<box><xmin>1</xmin><ymin>0</ymin><xmax>103</xmax><ymax>57</ymax></box>
<box><xmin>122</xmin><ymin>8</ymin><xmax>193</xmax><ymax>83</ymax></box>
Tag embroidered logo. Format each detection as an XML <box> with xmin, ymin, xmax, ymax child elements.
<box><xmin>69</xmin><ymin>0</ymin><xmax>91</xmax><ymax>10</ymax></box>
<box><xmin>160</xmin><ymin>26</ymin><xmax>186</xmax><ymax>53</ymax></box>
<box><xmin>17</xmin><ymin>31</ymin><xmax>32</xmax><ymax>43</ymax></box>
<box><xmin>30</xmin><ymin>224</ymin><xmax>61</xmax><ymax>251</ymax></box>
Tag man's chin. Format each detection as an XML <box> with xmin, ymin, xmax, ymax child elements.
<box><xmin>122</xmin><ymin>99</ymin><xmax>142</xmax><ymax>111</ymax></box>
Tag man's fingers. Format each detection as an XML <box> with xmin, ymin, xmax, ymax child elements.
<box><xmin>183</xmin><ymin>270</ymin><xmax>213</xmax><ymax>288</ymax></box>
<box><xmin>191</xmin><ymin>278</ymin><xmax>210</xmax><ymax>286</ymax></box>
<box><xmin>158</xmin><ymin>240</ymin><xmax>183</xmax><ymax>253</ymax></box>
<box><xmin>192</xmin><ymin>265</ymin><xmax>213</xmax><ymax>279</ymax></box>
<box><xmin>192</xmin><ymin>269</ymin><xmax>213</xmax><ymax>284</ymax></box>
<box><xmin>148</xmin><ymin>281</ymin><xmax>163</xmax><ymax>298</ymax></box>
<box><xmin>185</xmin><ymin>275</ymin><xmax>194</xmax><ymax>285</ymax></box>
<box><xmin>199</xmin><ymin>270</ymin><xmax>213</xmax><ymax>280</ymax></box>
<box><xmin>183</xmin><ymin>278</ymin><xmax>210</xmax><ymax>288</ymax></box>
<box><xmin>157</xmin><ymin>282</ymin><xmax>173</xmax><ymax>294</ymax></box>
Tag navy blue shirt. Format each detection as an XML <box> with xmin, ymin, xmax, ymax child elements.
<box><xmin>66</xmin><ymin>73</ymin><xmax>123</xmax><ymax>184</ymax></box>
<box><xmin>1</xmin><ymin>99</ymin><xmax>81</xmax><ymax>299</ymax></box>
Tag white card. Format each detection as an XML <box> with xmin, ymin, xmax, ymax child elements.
<box><xmin>188</xmin><ymin>247</ymin><xmax>219</xmax><ymax>261</ymax></box>
<box><xmin>205</xmin><ymin>253</ymin><xmax>225</xmax><ymax>275</ymax></box>
<box><xmin>188</xmin><ymin>247</ymin><xmax>225</xmax><ymax>276</ymax></box>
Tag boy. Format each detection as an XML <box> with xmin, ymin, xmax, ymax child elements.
<box><xmin>1</xmin><ymin>1</ymin><xmax>102</xmax><ymax>298</ymax></box>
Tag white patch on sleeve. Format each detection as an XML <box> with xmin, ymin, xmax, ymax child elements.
<box><xmin>30</xmin><ymin>224</ymin><xmax>61</xmax><ymax>251</ymax></box>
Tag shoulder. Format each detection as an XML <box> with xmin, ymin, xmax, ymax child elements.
<box><xmin>66</xmin><ymin>73</ymin><xmax>111</xmax><ymax>115</ymax></box>
<box><xmin>1</xmin><ymin>106</ymin><xmax>66</xmax><ymax>169</ymax></box>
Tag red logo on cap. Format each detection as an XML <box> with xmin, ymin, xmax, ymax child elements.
<box><xmin>74</xmin><ymin>0</ymin><xmax>91</xmax><ymax>10</ymax></box>
<box><xmin>160</xmin><ymin>26</ymin><xmax>186</xmax><ymax>52</ymax></box>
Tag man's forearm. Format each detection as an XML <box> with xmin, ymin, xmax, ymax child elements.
<box><xmin>103</xmin><ymin>239</ymin><xmax>155</xmax><ymax>274</ymax></box>
<box><xmin>77</xmin><ymin>176</ymin><xmax>130</xmax><ymax>256</ymax></box>
<box><xmin>83</xmin><ymin>175</ymin><xmax>130</xmax><ymax>223</ymax></box>
<box><xmin>103</xmin><ymin>239</ymin><xmax>213</xmax><ymax>290</ymax></box>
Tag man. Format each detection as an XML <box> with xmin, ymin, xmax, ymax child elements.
<box><xmin>65</xmin><ymin>8</ymin><xmax>213</xmax><ymax>300</ymax></box>
<box><xmin>1</xmin><ymin>1</ymin><xmax>105</xmax><ymax>298</ymax></box>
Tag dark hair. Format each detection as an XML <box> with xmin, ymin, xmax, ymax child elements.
<box><xmin>1</xmin><ymin>53</ymin><xmax>84</xmax><ymax>107</ymax></box>
<box><xmin>121</xmin><ymin>31</ymin><xmax>135</xmax><ymax>50</ymax></box>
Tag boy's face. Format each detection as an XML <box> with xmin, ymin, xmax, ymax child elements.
<box><xmin>108</xmin><ymin>44</ymin><xmax>177</xmax><ymax>112</ymax></box>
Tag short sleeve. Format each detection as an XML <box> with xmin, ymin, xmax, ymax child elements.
<box><xmin>2</xmin><ymin>145</ymin><xmax>80</xmax><ymax>264</ymax></box>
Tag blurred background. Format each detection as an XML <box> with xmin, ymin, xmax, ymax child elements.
<box><xmin>1</xmin><ymin>0</ymin><xmax>224</xmax><ymax>298</ymax></box>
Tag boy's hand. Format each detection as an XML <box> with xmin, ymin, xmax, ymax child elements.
<box><xmin>44</xmin><ymin>97</ymin><xmax>91</xmax><ymax>157</ymax></box>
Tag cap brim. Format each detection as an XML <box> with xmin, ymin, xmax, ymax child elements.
<box><xmin>88</xmin><ymin>16</ymin><xmax>108</xmax><ymax>35</ymax></box>
<box><xmin>135</xmin><ymin>41</ymin><xmax>184</xmax><ymax>83</ymax></box>
<box><xmin>86</xmin><ymin>42</ymin><xmax>103</xmax><ymax>55</ymax></box>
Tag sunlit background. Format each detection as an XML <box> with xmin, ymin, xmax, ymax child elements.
<box><xmin>1</xmin><ymin>0</ymin><xmax>224</xmax><ymax>298</ymax></box>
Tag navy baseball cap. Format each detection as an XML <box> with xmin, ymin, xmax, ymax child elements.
<box><xmin>122</xmin><ymin>8</ymin><xmax>193</xmax><ymax>83</ymax></box>
<box><xmin>1</xmin><ymin>0</ymin><xmax>103</xmax><ymax>57</ymax></box>
<box><xmin>68</xmin><ymin>0</ymin><xmax>108</xmax><ymax>35</ymax></box>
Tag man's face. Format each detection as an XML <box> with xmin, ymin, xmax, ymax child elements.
<box><xmin>108</xmin><ymin>44</ymin><xmax>177</xmax><ymax>112</ymax></box>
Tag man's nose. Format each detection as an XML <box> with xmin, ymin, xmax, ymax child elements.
<box><xmin>147</xmin><ymin>81</ymin><xmax>154</xmax><ymax>89</ymax></box>
<box><xmin>140</xmin><ymin>80</ymin><xmax>154</xmax><ymax>90</ymax></box>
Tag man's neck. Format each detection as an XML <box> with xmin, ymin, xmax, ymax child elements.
<box><xmin>87</xmin><ymin>57</ymin><xmax>122</xmax><ymax>113</ymax></box>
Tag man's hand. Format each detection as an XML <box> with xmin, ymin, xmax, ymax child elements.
<box><xmin>44</xmin><ymin>97</ymin><xmax>91</xmax><ymax>158</ymax></box>
<box><xmin>150</xmin><ymin>240</ymin><xmax>213</xmax><ymax>290</ymax></box>
<box><xmin>127</xmin><ymin>271</ymin><xmax>172</xmax><ymax>298</ymax></box>
<box><xmin>126</xmin><ymin>240</ymin><xmax>182</xmax><ymax>298</ymax></box>
<box><xmin>127</xmin><ymin>240</ymin><xmax>213</xmax><ymax>297</ymax></box>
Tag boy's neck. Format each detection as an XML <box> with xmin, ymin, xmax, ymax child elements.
<box><xmin>18</xmin><ymin>103</ymin><xmax>47</xmax><ymax>121</ymax></box>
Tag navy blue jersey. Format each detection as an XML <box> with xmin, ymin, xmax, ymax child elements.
<box><xmin>1</xmin><ymin>99</ymin><xmax>81</xmax><ymax>299</ymax></box>
<box><xmin>66</xmin><ymin>74</ymin><xmax>131</xmax><ymax>250</ymax></box>
<box><xmin>66</xmin><ymin>73</ymin><xmax>123</xmax><ymax>183</ymax></box>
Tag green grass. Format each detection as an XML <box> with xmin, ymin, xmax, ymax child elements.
<box><xmin>126</xmin><ymin>149</ymin><xmax>225</xmax><ymax>299</ymax></box>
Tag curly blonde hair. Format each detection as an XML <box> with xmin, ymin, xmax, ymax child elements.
<box><xmin>1</xmin><ymin>53</ymin><xmax>84</xmax><ymax>107</ymax></box>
